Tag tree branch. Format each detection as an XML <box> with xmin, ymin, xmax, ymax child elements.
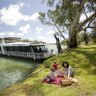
<box><xmin>54</xmin><ymin>25</ymin><xmax>68</xmax><ymax>42</ymax></box>
<box><xmin>83</xmin><ymin>26</ymin><xmax>96</xmax><ymax>31</ymax></box>
<box><xmin>70</xmin><ymin>0</ymin><xmax>86</xmax><ymax>33</ymax></box>
<box><xmin>77</xmin><ymin>12</ymin><xmax>96</xmax><ymax>32</ymax></box>
<box><xmin>83</xmin><ymin>8</ymin><xmax>88</xmax><ymax>19</ymax></box>
<box><xmin>44</xmin><ymin>20</ymin><xmax>68</xmax><ymax>42</ymax></box>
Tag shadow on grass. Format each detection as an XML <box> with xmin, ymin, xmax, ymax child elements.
<box><xmin>20</xmin><ymin>79</ymin><xmax>56</xmax><ymax>96</ymax></box>
<box><xmin>72</xmin><ymin>47</ymin><xmax>96</xmax><ymax>75</ymax></box>
<box><xmin>0</xmin><ymin>79</ymin><xmax>45</xmax><ymax>96</ymax></box>
<box><xmin>22</xmin><ymin>81</ymin><xmax>45</xmax><ymax>96</ymax></box>
<box><xmin>44</xmin><ymin>46</ymin><xmax>96</xmax><ymax>76</ymax></box>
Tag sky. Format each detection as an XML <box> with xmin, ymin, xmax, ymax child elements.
<box><xmin>0</xmin><ymin>0</ymin><xmax>92</xmax><ymax>43</ymax></box>
<box><xmin>0</xmin><ymin>0</ymin><xmax>61</xmax><ymax>43</ymax></box>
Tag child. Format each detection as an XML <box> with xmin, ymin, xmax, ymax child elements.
<box><xmin>42</xmin><ymin>67</ymin><xmax>56</xmax><ymax>83</ymax></box>
<box><xmin>52</xmin><ymin>62</ymin><xmax>59</xmax><ymax>70</ymax></box>
<box><xmin>55</xmin><ymin>65</ymin><xmax>64</xmax><ymax>78</ymax></box>
<box><xmin>62</xmin><ymin>62</ymin><xmax>74</xmax><ymax>79</ymax></box>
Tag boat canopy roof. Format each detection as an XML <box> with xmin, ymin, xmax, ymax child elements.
<box><xmin>0</xmin><ymin>42</ymin><xmax>46</xmax><ymax>46</ymax></box>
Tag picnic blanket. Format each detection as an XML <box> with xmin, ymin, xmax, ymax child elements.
<box><xmin>41</xmin><ymin>77</ymin><xmax>63</xmax><ymax>85</ymax></box>
<box><xmin>41</xmin><ymin>77</ymin><xmax>77</xmax><ymax>86</ymax></box>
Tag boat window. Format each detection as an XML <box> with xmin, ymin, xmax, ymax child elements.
<box><xmin>19</xmin><ymin>46</ymin><xmax>31</xmax><ymax>52</ymax></box>
<box><xmin>3</xmin><ymin>46</ymin><xmax>31</xmax><ymax>52</ymax></box>
<box><xmin>3</xmin><ymin>47</ymin><xmax>9</xmax><ymax>51</ymax></box>
<box><xmin>32</xmin><ymin>45</ymin><xmax>48</xmax><ymax>53</ymax></box>
<box><xmin>24</xmin><ymin>46</ymin><xmax>31</xmax><ymax>52</ymax></box>
<box><xmin>15</xmin><ymin>46</ymin><xmax>19</xmax><ymax>51</ymax></box>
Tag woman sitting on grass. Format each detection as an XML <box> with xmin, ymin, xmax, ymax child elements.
<box><xmin>62</xmin><ymin>61</ymin><xmax>74</xmax><ymax>79</ymax></box>
<box><xmin>52</xmin><ymin>62</ymin><xmax>64</xmax><ymax>77</ymax></box>
<box><xmin>61</xmin><ymin>62</ymin><xmax>77</xmax><ymax>85</ymax></box>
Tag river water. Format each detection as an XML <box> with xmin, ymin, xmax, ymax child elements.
<box><xmin>46</xmin><ymin>44</ymin><xmax>67</xmax><ymax>54</ymax></box>
<box><xmin>0</xmin><ymin>56</ymin><xmax>40</xmax><ymax>90</ymax></box>
<box><xmin>0</xmin><ymin>44</ymin><xmax>66</xmax><ymax>90</ymax></box>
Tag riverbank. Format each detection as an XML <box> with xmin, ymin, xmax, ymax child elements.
<box><xmin>0</xmin><ymin>44</ymin><xmax>96</xmax><ymax>96</ymax></box>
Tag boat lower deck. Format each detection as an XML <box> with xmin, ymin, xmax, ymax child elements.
<box><xmin>0</xmin><ymin>51</ymin><xmax>52</xmax><ymax>60</ymax></box>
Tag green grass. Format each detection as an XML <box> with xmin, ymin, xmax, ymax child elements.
<box><xmin>0</xmin><ymin>44</ymin><xmax>96</xmax><ymax>96</ymax></box>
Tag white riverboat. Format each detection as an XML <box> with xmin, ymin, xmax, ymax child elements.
<box><xmin>0</xmin><ymin>37</ymin><xmax>53</xmax><ymax>60</ymax></box>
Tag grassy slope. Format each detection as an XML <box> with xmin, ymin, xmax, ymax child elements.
<box><xmin>0</xmin><ymin>44</ymin><xmax>96</xmax><ymax>96</ymax></box>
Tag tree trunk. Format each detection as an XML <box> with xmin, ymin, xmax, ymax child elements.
<box><xmin>67</xmin><ymin>1</ymin><xmax>86</xmax><ymax>48</ymax></box>
<box><xmin>69</xmin><ymin>31</ymin><xmax>77</xmax><ymax>48</ymax></box>
<box><xmin>54</xmin><ymin>34</ymin><xmax>62</xmax><ymax>53</ymax></box>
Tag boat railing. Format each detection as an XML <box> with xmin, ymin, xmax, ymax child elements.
<box><xmin>4</xmin><ymin>51</ymin><xmax>34</xmax><ymax>58</ymax></box>
<box><xmin>2</xmin><ymin>51</ymin><xmax>53</xmax><ymax>59</ymax></box>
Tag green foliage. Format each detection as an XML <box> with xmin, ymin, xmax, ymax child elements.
<box><xmin>91</xmin><ymin>31</ymin><xmax>96</xmax><ymax>43</ymax></box>
<box><xmin>77</xmin><ymin>32</ymin><xmax>91</xmax><ymax>44</ymax></box>
<box><xmin>61</xmin><ymin>40</ymin><xmax>67</xmax><ymax>45</ymax></box>
<box><xmin>39</xmin><ymin>0</ymin><xmax>96</xmax><ymax>48</ymax></box>
<box><xmin>91</xmin><ymin>21</ymin><xmax>96</xmax><ymax>43</ymax></box>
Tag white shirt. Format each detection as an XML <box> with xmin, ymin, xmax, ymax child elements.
<box><xmin>64</xmin><ymin>66</ymin><xmax>74</xmax><ymax>79</ymax></box>
<box><xmin>49</xmin><ymin>72</ymin><xmax>56</xmax><ymax>80</ymax></box>
<box><xmin>55</xmin><ymin>69</ymin><xmax>64</xmax><ymax>76</ymax></box>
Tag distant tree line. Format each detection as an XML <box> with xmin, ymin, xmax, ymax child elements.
<box><xmin>19</xmin><ymin>39</ymin><xmax>46</xmax><ymax>44</ymax></box>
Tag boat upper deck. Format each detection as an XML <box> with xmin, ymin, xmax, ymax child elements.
<box><xmin>0</xmin><ymin>42</ymin><xmax>46</xmax><ymax>46</ymax></box>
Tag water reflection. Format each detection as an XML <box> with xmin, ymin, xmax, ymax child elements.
<box><xmin>0</xmin><ymin>56</ymin><xmax>40</xmax><ymax>90</ymax></box>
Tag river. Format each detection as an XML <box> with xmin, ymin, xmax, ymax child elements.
<box><xmin>0</xmin><ymin>56</ymin><xmax>40</xmax><ymax>90</ymax></box>
<box><xmin>46</xmin><ymin>44</ymin><xmax>67</xmax><ymax>54</ymax></box>
<box><xmin>0</xmin><ymin>44</ymin><xmax>66</xmax><ymax>90</ymax></box>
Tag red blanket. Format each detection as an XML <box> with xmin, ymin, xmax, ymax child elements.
<box><xmin>41</xmin><ymin>77</ymin><xmax>63</xmax><ymax>85</ymax></box>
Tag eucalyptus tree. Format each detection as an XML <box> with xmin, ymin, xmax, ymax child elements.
<box><xmin>39</xmin><ymin>0</ymin><xmax>96</xmax><ymax>48</ymax></box>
